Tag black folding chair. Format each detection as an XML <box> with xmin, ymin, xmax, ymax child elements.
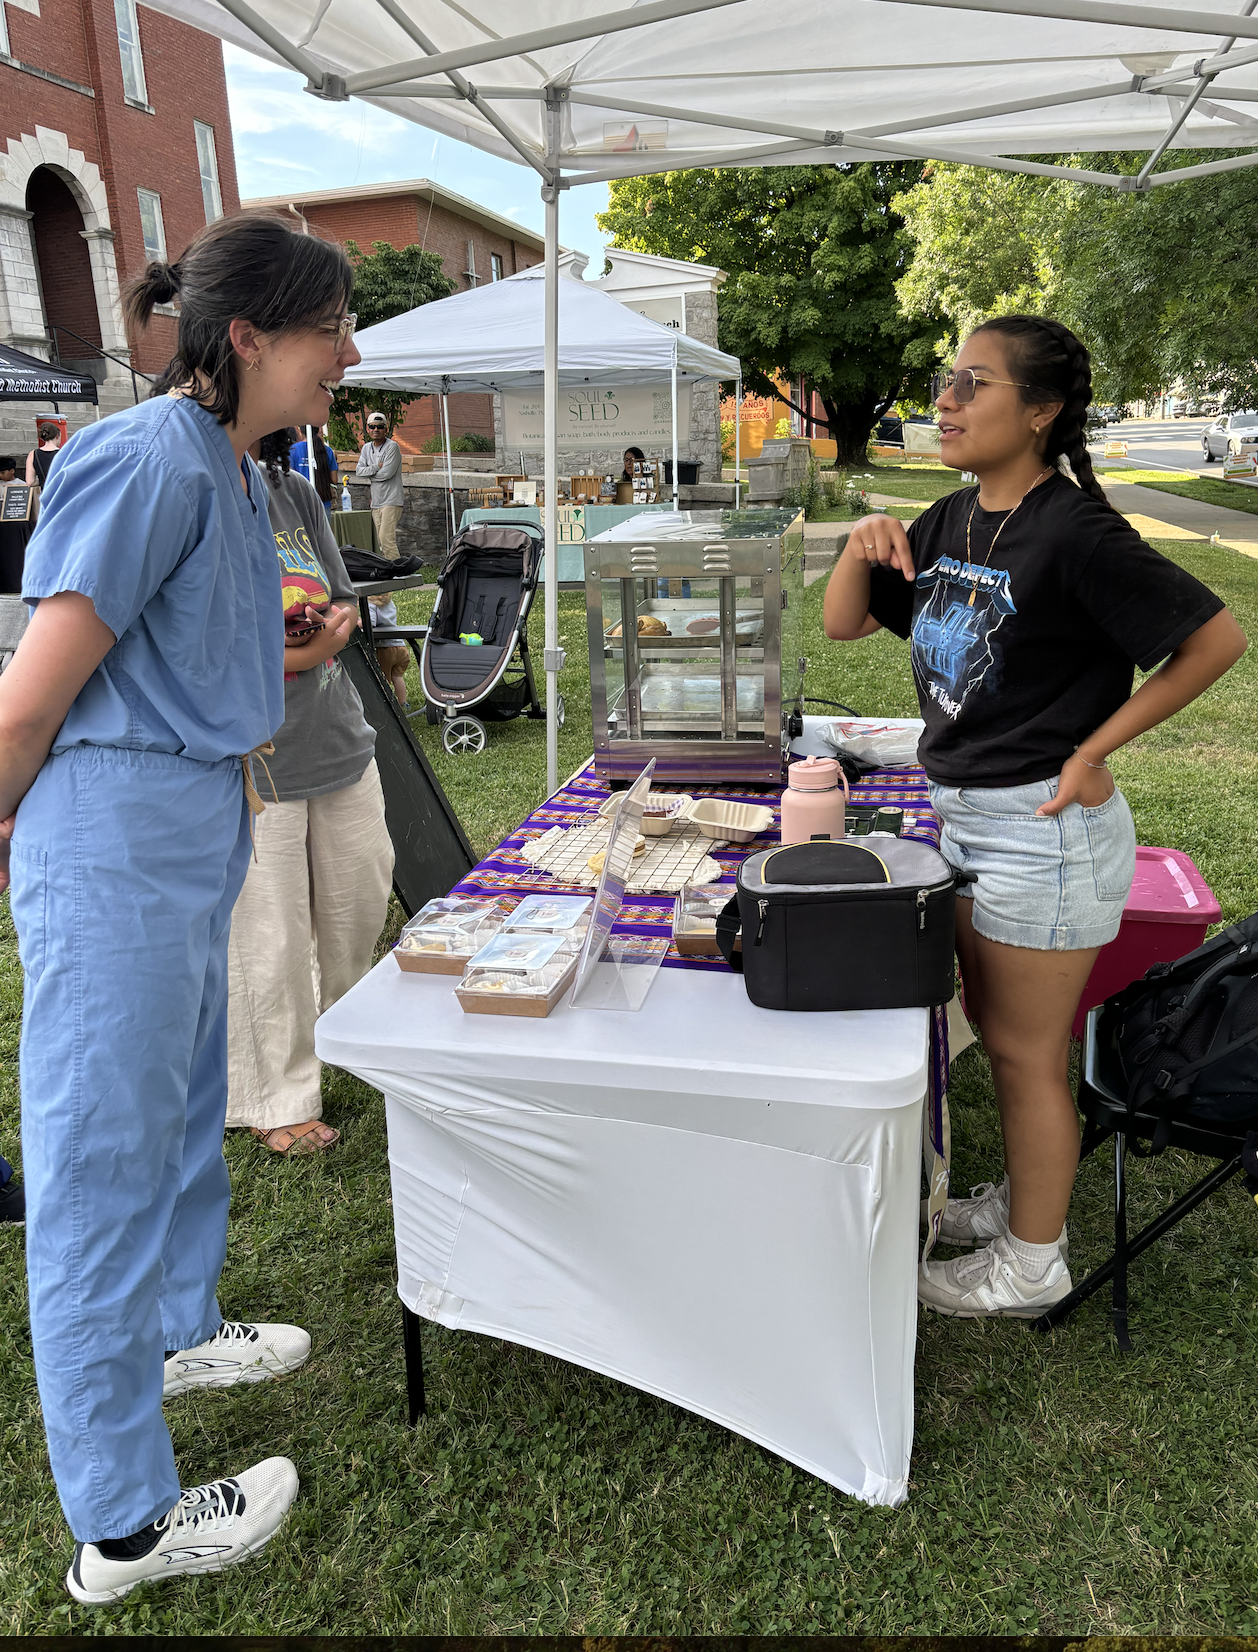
<box><xmin>1034</xmin><ymin>1004</ymin><xmax>1247</xmax><ymax>1349</ymax></box>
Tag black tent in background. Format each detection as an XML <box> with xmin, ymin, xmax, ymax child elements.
<box><xmin>0</xmin><ymin>343</ymin><xmax>98</xmax><ymax>405</ymax></box>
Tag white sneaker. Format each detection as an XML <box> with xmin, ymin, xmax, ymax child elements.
<box><xmin>918</xmin><ymin>1232</ymin><xmax>1073</xmax><ymax>1319</ymax></box>
<box><xmin>66</xmin><ymin>1456</ymin><xmax>298</xmax><ymax>1604</ymax></box>
<box><xmin>163</xmin><ymin>1321</ymin><xmax>310</xmax><ymax>1398</ymax></box>
<box><xmin>920</xmin><ymin>1177</ymin><xmax>1068</xmax><ymax>1259</ymax></box>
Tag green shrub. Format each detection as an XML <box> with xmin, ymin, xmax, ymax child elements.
<box><xmin>422</xmin><ymin>431</ymin><xmax>496</xmax><ymax>454</ymax></box>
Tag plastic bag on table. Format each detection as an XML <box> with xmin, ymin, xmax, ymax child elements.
<box><xmin>820</xmin><ymin>719</ymin><xmax>924</xmax><ymax>769</ymax></box>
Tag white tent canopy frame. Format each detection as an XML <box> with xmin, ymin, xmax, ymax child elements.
<box><xmin>149</xmin><ymin>0</ymin><xmax>1258</xmax><ymax>791</ymax></box>
<box><xmin>339</xmin><ymin>268</ymin><xmax>742</xmax><ymax>576</ymax></box>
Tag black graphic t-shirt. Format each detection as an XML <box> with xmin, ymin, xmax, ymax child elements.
<box><xmin>866</xmin><ymin>471</ymin><xmax>1224</xmax><ymax>788</ymax></box>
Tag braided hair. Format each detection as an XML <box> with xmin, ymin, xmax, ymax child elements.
<box><xmin>971</xmin><ymin>315</ymin><xmax>1117</xmax><ymax>513</ymax></box>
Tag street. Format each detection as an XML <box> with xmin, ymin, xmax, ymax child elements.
<box><xmin>1089</xmin><ymin>414</ymin><xmax>1216</xmax><ymax>476</ymax></box>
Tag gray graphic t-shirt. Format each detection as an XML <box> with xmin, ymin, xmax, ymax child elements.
<box><xmin>264</xmin><ymin>467</ymin><xmax>375</xmax><ymax>801</ymax></box>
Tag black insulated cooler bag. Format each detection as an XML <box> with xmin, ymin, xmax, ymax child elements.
<box><xmin>715</xmin><ymin>837</ymin><xmax>956</xmax><ymax>1011</ymax></box>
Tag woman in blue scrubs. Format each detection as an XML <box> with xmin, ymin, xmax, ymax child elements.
<box><xmin>0</xmin><ymin>213</ymin><xmax>361</xmax><ymax>1604</ymax></box>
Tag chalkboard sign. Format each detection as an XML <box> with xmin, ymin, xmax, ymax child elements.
<box><xmin>340</xmin><ymin>635</ymin><xmax>474</xmax><ymax>917</ymax></box>
<box><xmin>1</xmin><ymin>484</ymin><xmax>32</xmax><ymax>523</ymax></box>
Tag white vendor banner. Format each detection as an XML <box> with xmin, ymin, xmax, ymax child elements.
<box><xmin>502</xmin><ymin>383</ymin><xmax>692</xmax><ymax>452</ymax></box>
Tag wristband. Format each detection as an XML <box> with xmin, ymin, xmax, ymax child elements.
<box><xmin>1075</xmin><ymin>751</ymin><xmax>1108</xmax><ymax>770</ymax></box>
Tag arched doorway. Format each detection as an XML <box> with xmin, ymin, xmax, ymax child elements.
<box><xmin>25</xmin><ymin>166</ymin><xmax>104</xmax><ymax>375</ymax></box>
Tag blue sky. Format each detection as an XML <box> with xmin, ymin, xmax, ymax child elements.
<box><xmin>223</xmin><ymin>46</ymin><xmax>611</xmax><ymax>268</ymax></box>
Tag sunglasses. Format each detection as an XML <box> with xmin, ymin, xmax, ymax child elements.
<box><xmin>317</xmin><ymin>312</ymin><xmax>357</xmax><ymax>351</ymax></box>
<box><xmin>932</xmin><ymin>367</ymin><xmax>1037</xmax><ymax>405</ymax></box>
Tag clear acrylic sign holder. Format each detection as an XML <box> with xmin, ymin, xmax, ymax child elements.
<box><xmin>569</xmin><ymin>759</ymin><xmax>669</xmax><ymax>1012</ymax></box>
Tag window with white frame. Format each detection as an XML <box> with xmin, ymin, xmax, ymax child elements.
<box><xmin>0</xmin><ymin>5</ymin><xmax>10</xmax><ymax>58</ymax></box>
<box><xmin>194</xmin><ymin>122</ymin><xmax>223</xmax><ymax>222</ymax></box>
<box><xmin>137</xmin><ymin>189</ymin><xmax>167</xmax><ymax>264</ymax></box>
<box><xmin>490</xmin><ymin>253</ymin><xmax>504</xmax><ymax>281</ymax></box>
<box><xmin>114</xmin><ymin>0</ymin><xmax>148</xmax><ymax>104</ymax></box>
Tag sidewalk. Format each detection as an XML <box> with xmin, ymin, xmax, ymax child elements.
<box><xmin>1101</xmin><ymin>478</ymin><xmax>1258</xmax><ymax>559</ymax></box>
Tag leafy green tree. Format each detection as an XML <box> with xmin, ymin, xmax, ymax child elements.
<box><xmin>328</xmin><ymin>239</ymin><xmax>455</xmax><ymax>448</ymax></box>
<box><xmin>894</xmin><ymin>155</ymin><xmax>1258</xmax><ymax>408</ymax></box>
<box><xmin>598</xmin><ymin>165</ymin><xmax>946</xmax><ymax>465</ymax></box>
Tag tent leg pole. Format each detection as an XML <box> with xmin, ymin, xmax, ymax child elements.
<box><xmin>442</xmin><ymin>389</ymin><xmax>456</xmax><ymax>546</ymax></box>
<box><xmin>735</xmin><ymin>376</ymin><xmax>741</xmax><ymax>505</ymax></box>
<box><xmin>671</xmin><ymin>360</ymin><xmax>679</xmax><ymax>510</ymax></box>
<box><xmin>542</xmin><ymin>180</ymin><xmax>560</xmax><ymax>799</ymax></box>
<box><xmin>304</xmin><ymin>423</ymin><xmax>316</xmax><ymax>491</ymax></box>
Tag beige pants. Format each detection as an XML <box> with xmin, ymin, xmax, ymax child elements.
<box><xmin>372</xmin><ymin>504</ymin><xmax>402</xmax><ymax>559</ymax></box>
<box><xmin>226</xmin><ymin>761</ymin><xmax>394</xmax><ymax>1130</ymax></box>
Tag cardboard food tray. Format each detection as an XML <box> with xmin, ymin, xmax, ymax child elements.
<box><xmin>675</xmin><ymin>931</ymin><xmax>724</xmax><ymax>958</ymax></box>
<box><xmin>456</xmin><ymin>956</ymin><xmax>578</xmax><ymax>1017</ymax></box>
<box><xmin>395</xmin><ymin>949</ymin><xmax>470</xmax><ymax>977</ymax></box>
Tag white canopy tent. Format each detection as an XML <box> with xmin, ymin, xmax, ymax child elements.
<box><xmin>342</xmin><ymin>264</ymin><xmax>740</xmax><ymax>392</ymax></box>
<box><xmin>149</xmin><ymin>0</ymin><xmax>1258</xmax><ymax>791</ymax></box>
<box><xmin>340</xmin><ymin>264</ymin><xmax>742</xmax><ymax>541</ymax></box>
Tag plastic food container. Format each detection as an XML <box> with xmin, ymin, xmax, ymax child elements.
<box><xmin>394</xmin><ymin>897</ymin><xmax>509</xmax><ymax>976</ymax></box>
<box><xmin>457</xmin><ymin>932</ymin><xmax>578</xmax><ymax>1017</ymax></box>
<box><xmin>681</xmin><ymin>797</ymin><xmax>775</xmax><ymax>843</ymax></box>
<box><xmin>1071</xmin><ymin>846</ymin><xmax>1221</xmax><ymax>1036</ymax></box>
<box><xmin>597</xmin><ymin>792</ymin><xmax>692</xmax><ymax>834</ymax></box>
<box><xmin>501</xmin><ymin>894</ymin><xmax>593</xmax><ymax>950</ymax></box>
<box><xmin>673</xmin><ymin>883</ymin><xmax>732</xmax><ymax>957</ymax></box>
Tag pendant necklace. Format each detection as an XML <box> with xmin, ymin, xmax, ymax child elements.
<box><xmin>964</xmin><ymin>467</ymin><xmax>1052</xmax><ymax>606</ymax></box>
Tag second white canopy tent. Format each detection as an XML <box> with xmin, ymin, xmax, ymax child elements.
<box><xmin>339</xmin><ymin>262</ymin><xmax>743</xmax><ymax>537</ymax></box>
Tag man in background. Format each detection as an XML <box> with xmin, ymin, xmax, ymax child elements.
<box><xmin>355</xmin><ymin>412</ymin><xmax>402</xmax><ymax>559</ymax></box>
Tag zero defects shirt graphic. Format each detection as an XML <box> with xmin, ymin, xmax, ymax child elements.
<box><xmin>911</xmin><ymin>552</ymin><xmax>1015</xmax><ymax>719</ymax></box>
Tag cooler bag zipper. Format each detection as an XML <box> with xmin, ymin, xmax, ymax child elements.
<box><xmin>750</xmin><ymin>880</ymin><xmax>950</xmax><ymax>944</ymax></box>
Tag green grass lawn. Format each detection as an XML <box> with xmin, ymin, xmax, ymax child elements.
<box><xmin>1103</xmin><ymin>468</ymin><xmax>1258</xmax><ymax>519</ymax></box>
<box><xmin>3</xmin><ymin>542</ymin><xmax>1258</xmax><ymax>1633</ymax></box>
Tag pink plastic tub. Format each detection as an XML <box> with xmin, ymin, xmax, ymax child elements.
<box><xmin>1071</xmin><ymin>846</ymin><xmax>1221</xmax><ymax>1037</ymax></box>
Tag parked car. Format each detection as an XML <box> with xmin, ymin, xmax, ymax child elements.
<box><xmin>873</xmin><ymin>412</ymin><xmax>935</xmax><ymax>447</ymax></box>
<box><xmin>1202</xmin><ymin>410</ymin><xmax>1258</xmax><ymax>462</ymax></box>
<box><xmin>1170</xmin><ymin>398</ymin><xmax>1200</xmax><ymax>418</ymax></box>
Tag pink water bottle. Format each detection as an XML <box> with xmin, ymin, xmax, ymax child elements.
<box><xmin>779</xmin><ymin>755</ymin><xmax>849</xmax><ymax>845</ymax></box>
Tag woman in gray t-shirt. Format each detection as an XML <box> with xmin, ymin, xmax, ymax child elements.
<box><xmin>225</xmin><ymin>433</ymin><xmax>394</xmax><ymax>1153</ymax></box>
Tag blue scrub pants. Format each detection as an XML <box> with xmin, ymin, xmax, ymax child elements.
<box><xmin>11</xmin><ymin>744</ymin><xmax>252</xmax><ymax>1542</ymax></box>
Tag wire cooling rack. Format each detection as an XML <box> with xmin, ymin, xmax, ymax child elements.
<box><xmin>521</xmin><ymin>823</ymin><xmax>724</xmax><ymax>893</ymax></box>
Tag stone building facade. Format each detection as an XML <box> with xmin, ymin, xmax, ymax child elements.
<box><xmin>0</xmin><ymin>0</ymin><xmax>240</xmax><ymax>452</ymax></box>
<box><xmin>242</xmin><ymin>179</ymin><xmax>544</xmax><ymax>454</ymax></box>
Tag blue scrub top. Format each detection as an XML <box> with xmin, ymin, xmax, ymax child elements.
<box><xmin>23</xmin><ymin>396</ymin><xmax>286</xmax><ymax>764</ymax></box>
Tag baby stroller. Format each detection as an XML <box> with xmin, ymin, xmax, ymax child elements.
<box><xmin>420</xmin><ymin>521</ymin><xmax>549</xmax><ymax>756</ymax></box>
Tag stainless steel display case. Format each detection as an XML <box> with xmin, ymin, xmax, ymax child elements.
<box><xmin>584</xmin><ymin>508</ymin><xmax>805</xmax><ymax>786</ymax></box>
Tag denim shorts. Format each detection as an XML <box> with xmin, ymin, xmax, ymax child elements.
<box><xmin>928</xmin><ymin>776</ymin><xmax>1136</xmax><ymax>952</ymax></box>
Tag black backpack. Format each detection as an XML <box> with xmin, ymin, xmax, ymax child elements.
<box><xmin>339</xmin><ymin>545</ymin><xmax>423</xmax><ymax>582</ymax></box>
<box><xmin>1110</xmin><ymin>912</ymin><xmax>1258</xmax><ymax>1152</ymax></box>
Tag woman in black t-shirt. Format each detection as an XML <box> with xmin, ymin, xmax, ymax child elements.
<box><xmin>824</xmin><ymin>315</ymin><xmax>1246</xmax><ymax>1321</ymax></box>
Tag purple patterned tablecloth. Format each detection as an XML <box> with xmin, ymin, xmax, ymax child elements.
<box><xmin>450</xmin><ymin>760</ymin><xmax>942</xmax><ymax>973</ymax></box>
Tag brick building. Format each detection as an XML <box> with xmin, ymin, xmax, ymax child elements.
<box><xmin>0</xmin><ymin>0</ymin><xmax>238</xmax><ymax>450</ymax></box>
<box><xmin>242</xmin><ymin>179</ymin><xmax>543</xmax><ymax>454</ymax></box>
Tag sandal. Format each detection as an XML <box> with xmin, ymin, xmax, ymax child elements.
<box><xmin>250</xmin><ymin>1121</ymin><xmax>340</xmax><ymax>1155</ymax></box>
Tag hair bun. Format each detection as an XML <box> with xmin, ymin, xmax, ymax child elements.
<box><xmin>147</xmin><ymin>261</ymin><xmax>181</xmax><ymax>305</ymax></box>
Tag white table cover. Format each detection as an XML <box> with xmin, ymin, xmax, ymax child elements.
<box><xmin>316</xmin><ymin>956</ymin><xmax>929</xmax><ymax>1505</ymax></box>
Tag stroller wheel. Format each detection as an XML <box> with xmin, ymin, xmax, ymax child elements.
<box><xmin>555</xmin><ymin>694</ymin><xmax>566</xmax><ymax>729</ymax></box>
<box><xmin>425</xmin><ymin>701</ymin><xmax>440</xmax><ymax>726</ymax></box>
<box><xmin>442</xmin><ymin>715</ymin><xmax>487</xmax><ymax>756</ymax></box>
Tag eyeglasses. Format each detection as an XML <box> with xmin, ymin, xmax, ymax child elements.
<box><xmin>318</xmin><ymin>312</ymin><xmax>357</xmax><ymax>351</ymax></box>
<box><xmin>932</xmin><ymin>367</ymin><xmax>1036</xmax><ymax>405</ymax></box>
